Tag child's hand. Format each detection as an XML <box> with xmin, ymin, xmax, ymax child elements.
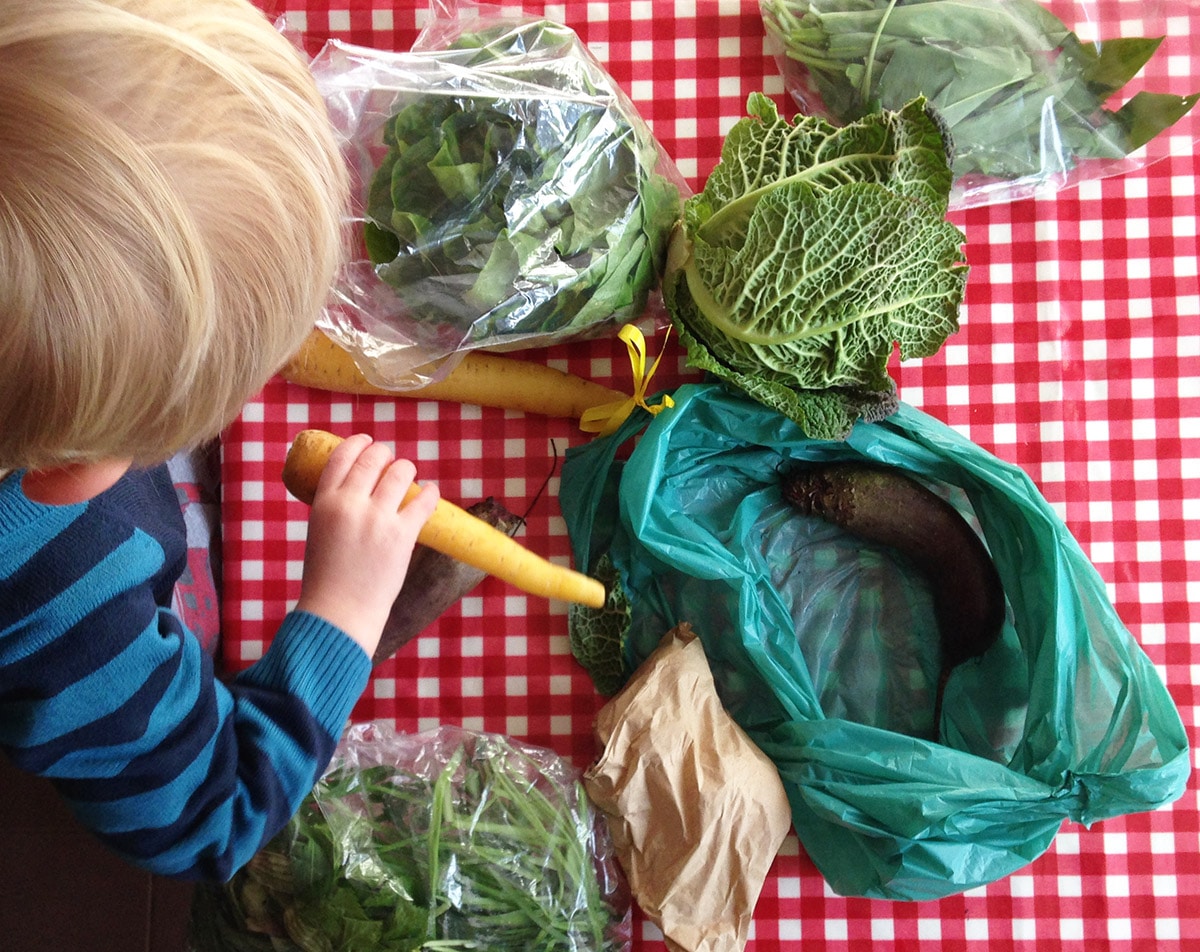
<box><xmin>294</xmin><ymin>434</ymin><xmax>439</xmax><ymax>656</ymax></box>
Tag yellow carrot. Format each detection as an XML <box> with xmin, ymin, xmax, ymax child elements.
<box><xmin>281</xmin><ymin>429</ymin><xmax>607</xmax><ymax>609</ymax></box>
<box><xmin>280</xmin><ymin>329</ymin><xmax>625</xmax><ymax>423</ymax></box>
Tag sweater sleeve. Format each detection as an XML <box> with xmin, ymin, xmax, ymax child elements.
<box><xmin>103</xmin><ymin>611</ymin><xmax>372</xmax><ymax>881</ymax></box>
<box><xmin>12</xmin><ymin>609</ymin><xmax>372</xmax><ymax>881</ymax></box>
<box><xmin>0</xmin><ymin>476</ymin><xmax>373</xmax><ymax>881</ymax></box>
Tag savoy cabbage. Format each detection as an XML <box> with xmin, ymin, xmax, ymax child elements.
<box><xmin>664</xmin><ymin>93</ymin><xmax>968</xmax><ymax>439</ymax></box>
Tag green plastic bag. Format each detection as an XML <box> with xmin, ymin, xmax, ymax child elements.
<box><xmin>560</xmin><ymin>382</ymin><xmax>1189</xmax><ymax>901</ymax></box>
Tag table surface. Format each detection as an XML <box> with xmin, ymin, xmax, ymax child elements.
<box><xmin>224</xmin><ymin>2</ymin><xmax>1200</xmax><ymax>948</ymax></box>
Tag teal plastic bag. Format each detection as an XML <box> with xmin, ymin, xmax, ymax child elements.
<box><xmin>560</xmin><ymin>382</ymin><xmax>1189</xmax><ymax>901</ymax></box>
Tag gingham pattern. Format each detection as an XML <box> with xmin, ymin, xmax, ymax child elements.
<box><xmin>225</xmin><ymin>2</ymin><xmax>1200</xmax><ymax>948</ymax></box>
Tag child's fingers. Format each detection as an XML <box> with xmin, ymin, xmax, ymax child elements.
<box><xmin>401</xmin><ymin>480</ymin><xmax>440</xmax><ymax>523</ymax></box>
<box><xmin>316</xmin><ymin>433</ymin><xmax>374</xmax><ymax>492</ymax></box>
<box><xmin>375</xmin><ymin>462</ymin><xmax>440</xmax><ymax>529</ymax></box>
<box><xmin>347</xmin><ymin>440</ymin><xmax>399</xmax><ymax>493</ymax></box>
<box><xmin>311</xmin><ymin>436</ymin><xmax>435</xmax><ymax>531</ymax></box>
<box><xmin>329</xmin><ymin>437</ymin><xmax>399</xmax><ymax>496</ymax></box>
<box><xmin>371</xmin><ymin>456</ymin><xmax>419</xmax><ymax>510</ymax></box>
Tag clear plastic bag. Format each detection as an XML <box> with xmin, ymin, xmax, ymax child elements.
<box><xmin>188</xmin><ymin>723</ymin><xmax>631</xmax><ymax>952</ymax></box>
<box><xmin>308</xmin><ymin>1</ymin><xmax>684</xmax><ymax>386</ymax></box>
<box><xmin>761</xmin><ymin>0</ymin><xmax>1200</xmax><ymax>208</ymax></box>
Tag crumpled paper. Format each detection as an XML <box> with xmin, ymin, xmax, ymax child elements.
<box><xmin>584</xmin><ymin>623</ymin><xmax>793</xmax><ymax>952</ymax></box>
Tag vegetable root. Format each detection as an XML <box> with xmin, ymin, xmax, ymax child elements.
<box><xmin>780</xmin><ymin>461</ymin><xmax>1005</xmax><ymax>741</ymax></box>
<box><xmin>374</xmin><ymin>498</ymin><xmax>521</xmax><ymax>663</ymax></box>
<box><xmin>283</xmin><ymin>429</ymin><xmax>607</xmax><ymax>609</ymax></box>
<box><xmin>280</xmin><ymin>329</ymin><xmax>625</xmax><ymax>423</ymax></box>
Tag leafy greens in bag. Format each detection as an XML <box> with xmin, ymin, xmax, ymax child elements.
<box><xmin>663</xmin><ymin>93</ymin><xmax>967</xmax><ymax>440</ymax></box>
<box><xmin>358</xmin><ymin>18</ymin><xmax>681</xmax><ymax>356</ymax></box>
<box><xmin>189</xmin><ymin>725</ymin><xmax>630</xmax><ymax>952</ymax></box>
<box><xmin>761</xmin><ymin>0</ymin><xmax>1200</xmax><ymax>205</ymax></box>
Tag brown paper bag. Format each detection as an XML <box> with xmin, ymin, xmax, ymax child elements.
<box><xmin>584</xmin><ymin>623</ymin><xmax>793</xmax><ymax>952</ymax></box>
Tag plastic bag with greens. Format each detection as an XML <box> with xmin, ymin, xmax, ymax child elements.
<box><xmin>310</xmin><ymin>2</ymin><xmax>684</xmax><ymax>386</ymax></box>
<box><xmin>188</xmin><ymin>723</ymin><xmax>631</xmax><ymax>952</ymax></box>
<box><xmin>760</xmin><ymin>0</ymin><xmax>1200</xmax><ymax>208</ymax></box>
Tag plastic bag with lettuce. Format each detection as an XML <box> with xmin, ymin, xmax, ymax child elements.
<box><xmin>310</xmin><ymin>1</ymin><xmax>684</xmax><ymax>386</ymax></box>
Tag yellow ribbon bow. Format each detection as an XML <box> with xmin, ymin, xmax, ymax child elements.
<box><xmin>580</xmin><ymin>324</ymin><xmax>676</xmax><ymax>437</ymax></box>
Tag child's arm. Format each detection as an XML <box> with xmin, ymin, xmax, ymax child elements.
<box><xmin>0</xmin><ymin>439</ymin><xmax>437</xmax><ymax>881</ymax></box>
<box><xmin>187</xmin><ymin>437</ymin><xmax>438</xmax><ymax>877</ymax></box>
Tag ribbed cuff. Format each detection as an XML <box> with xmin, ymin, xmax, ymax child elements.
<box><xmin>240</xmin><ymin>611</ymin><xmax>372</xmax><ymax>738</ymax></box>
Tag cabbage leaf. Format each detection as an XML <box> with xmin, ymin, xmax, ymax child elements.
<box><xmin>664</xmin><ymin>93</ymin><xmax>967</xmax><ymax>439</ymax></box>
<box><xmin>566</xmin><ymin>555</ymin><xmax>631</xmax><ymax>696</ymax></box>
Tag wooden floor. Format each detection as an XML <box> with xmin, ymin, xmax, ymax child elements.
<box><xmin>0</xmin><ymin>753</ymin><xmax>195</xmax><ymax>952</ymax></box>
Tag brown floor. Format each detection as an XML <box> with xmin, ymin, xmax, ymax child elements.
<box><xmin>0</xmin><ymin>753</ymin><xmax>195</xmax><ymax>952</ymax></box>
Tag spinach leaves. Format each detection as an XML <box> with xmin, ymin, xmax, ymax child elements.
<box><xmin>762</xmin><ymin>0</ymin><xmax>1199</xmax><ymax>190</ymax></box>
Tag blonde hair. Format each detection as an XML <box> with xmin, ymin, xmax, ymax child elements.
<box><xmin>0</xmin><ymin>0</ymin><xmax>348</xmax><ymax>470</ymax></box>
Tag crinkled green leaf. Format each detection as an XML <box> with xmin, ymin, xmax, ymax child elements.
<box><xmin>666</xmin><ymin>96</ymin><xmax>965</xmax><ymax>438</ymax></box>
<box><xmin>683</xmin><ymin>179</ymin><xmax>964</xmax><ymax>385</ymax></box>
<box><xmin>672</xmin><ymin>317</ymin><xmax>899</xmax><ymax>441</ymax></box>
<box><xmin>696</xmin><ymin>92</ymin><xmax>953</xmax><ymax>239</ymax></box>
<box><xmin>568</xmin><ymin>556</ymin><xmax>631</xmax><ymax>696</ymax></box>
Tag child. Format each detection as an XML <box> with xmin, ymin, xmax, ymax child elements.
<box><xmin>0</xmin><ymin>0</ymin><xmax>439</xmax><ymax>881</ymax></box>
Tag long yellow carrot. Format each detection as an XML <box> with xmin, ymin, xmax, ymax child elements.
<box><xmin>280</xmin><ymin>329</ymin><xmax>625</xmax><ymax>422</ymax></box>
<box><xmin>281</xmin><ymin>429</ymin><xmax>607</xmax><ymax>609</ymax></box>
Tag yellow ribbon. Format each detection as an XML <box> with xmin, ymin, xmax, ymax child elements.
<box><xmin>580</xmin><ymin>324</ymin><xmax>676</xmax><ymax>436</ymax></box>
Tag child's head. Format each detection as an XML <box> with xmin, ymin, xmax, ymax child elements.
<box><xmin>0</xmin><ymin>0</ymin><xmax>348</xmax><ymax>471</ymax></box>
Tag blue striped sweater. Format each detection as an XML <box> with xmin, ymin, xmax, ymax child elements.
<box><xmin>0</xmin><ymin>465</ymin><xmax>372</xmax><ymax>881</ymax></box>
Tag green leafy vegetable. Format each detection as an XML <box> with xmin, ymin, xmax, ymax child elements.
<box><xmin>568</xmin><ymin>555</ymin><xmax>632</xmax><ymax>696</ymax></box>
<box><xmin>363</xmin><ymin>19</ymin><xmax>680</xmax><ymax>349</ymax></box>
<box><xmin>189</xmin><ymin>731</ymin><xmax>627</xmax><ymax>952</ymax></box>
<box><xmin>761</xmin><ymin>0</ymin><xmax>1200</xmax><ymax>186</ymax></box>
<box><xmin>664</xmin><ymin>92</ymin><xmax>967</xmax><ymax>439</ymax></box>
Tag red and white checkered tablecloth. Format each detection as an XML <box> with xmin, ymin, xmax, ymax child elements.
<box><xmin>224</xmin><ymin>2</ymin><xmax>1200</xmax><ymax>948</ymax></box>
